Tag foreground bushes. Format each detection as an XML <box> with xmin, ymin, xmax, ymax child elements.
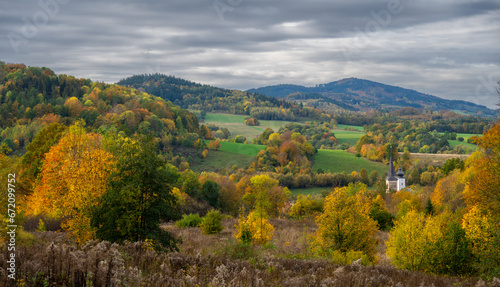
<box><xmin>175</xmin><ymin>213</ymin><xmax>203</xmax><ymax>228</ymax></box>
<box><xmin>0</xmin><ymin>232</ymin><xmax>487</xmax><ymax>287</ymax></box>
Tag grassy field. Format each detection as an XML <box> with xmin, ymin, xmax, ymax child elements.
<box><xmin>336</xmin><ymin>124</ymin><xmax>364</xmax><ymax>131</ymax></box>
<box><xmin>204</xmin><ymin>113</ymin><xmax>293</xmax><ymax>139</ymax></box>
<box><xmin>333</xmin><ymin>129</ymin><xmax>365</xmax><ymax>146</ymax></box>
<box><xmin>191</xmin><ymin>150</ymin><xmax>255</xmax><ymax>172</ymax></box>
<box><xmin>313</xmin><ymin>149</ymin><xmax>387</xmax><ymax>175</ymax></box>
<box><xmin>192</xmin><ymin>141</ymin><xmax>265</xmax><ymax>172</ymax></box>
<box><xmin>219</xmin><ymin>141</ymin><xmax>266</xmax><ymax>156</ymax></box>
<box><xmin>410</xmin><ymin>153</ymin><xmax>470</xmax><ymax>167</ymax></box>
<box><xmin>448</xmin><ymin>140</ymin><xmax>477</xmax><ymax>150</ymax></box>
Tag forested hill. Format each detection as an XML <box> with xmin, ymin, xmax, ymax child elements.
<box><xmin>248</xmin><ymin>78</ymin><xmax>497</xmax><ymax>117</ymax></box>
<box><xmin>117</xmin><ymin>74</ymin><xmax>288</xmax><ymax>114</ymax></box>
<box><xmin>117</xmin><ymin>74</ymin><xmax>332</xmax><ymax>122</ymax></box>
<box><xmin>0</xmin><ymin>62</ymin><xmax>199</xmax><ymax>154</ymax></box>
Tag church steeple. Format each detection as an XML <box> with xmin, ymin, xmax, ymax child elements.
<box><xmin>386</xmin><ymin>149</ymin><xmax>397</xmax><ymax>181</ymax></box>
<box><xmin>386</xmin><ymin>146</ymin><xmax>405</xmax><ymax>192</ymax></box>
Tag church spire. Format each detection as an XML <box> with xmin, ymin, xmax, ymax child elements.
<box><xmin>386</xmin><ymin>146</ymin><xmax>397</xmax><ymax>181</ymax></box>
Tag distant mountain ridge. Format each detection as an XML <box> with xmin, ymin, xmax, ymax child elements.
<box><xmin>248</xmin><ymin>78</ymin><xmax>497</xmax><ymax>117</ymax></box>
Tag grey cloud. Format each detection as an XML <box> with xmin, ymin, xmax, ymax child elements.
<box><xmin>1</xmin><ymin>0</ymin><xmax>499</xmax><ymax>108</ymax></box>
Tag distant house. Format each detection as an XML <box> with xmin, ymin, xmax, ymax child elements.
<box><xmin>386</xmin><ymin>152</ymin><xmax>405</xmax><ymax>192</ymax></box>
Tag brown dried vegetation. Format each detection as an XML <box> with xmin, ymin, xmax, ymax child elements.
<box><xmin>1</xmin><ymin>219</ymin><xmax>495</xmax><ymax>287</ymax></box>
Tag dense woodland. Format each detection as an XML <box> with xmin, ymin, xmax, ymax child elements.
<box><xmin>1</xmin><ymin>63</ymin><xmax>499</xmax><ymax>286</ymax></box>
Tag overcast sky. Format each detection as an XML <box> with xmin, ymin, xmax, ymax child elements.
<box><xmin>2</xmin><ymin>0</ymin><xmax>499</xmax><ymax>109</ymax></box>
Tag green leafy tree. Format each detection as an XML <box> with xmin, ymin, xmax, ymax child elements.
<box><xmin>91</xmin><ymin>136</ymin><xmax>180</xmax><ymax>251</ymax></box>
<box><xmin>181</xmin><ymin>170</ymin><xmax>201</xmax><ymax>198</ymax></box>
<box><xmin>200</xmin><ymin>209</ymin><xmax>224</xmax><ymax>235</ymax></box>
<box><xmin>202</xmin><ymin>180</ymin><xmax>220</xmax><ymax>208</ymax></box>
<box><xmin>360</xmin><ymin>168</ymin><xmax>369</xmax><ymax>185</ymax></box>
<box><xmin>20</xmin><ymin>122</ymin><xmax>67</xmax><ymax>193</ymax></box>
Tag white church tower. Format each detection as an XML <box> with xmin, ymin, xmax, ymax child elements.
<box><xmin>386</xmin><ymin>151</ymin><xmax>405</xmax><ymax>192</ymax></box>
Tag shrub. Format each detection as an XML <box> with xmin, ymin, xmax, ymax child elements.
<box><xmin>208</xmin><ymin>139</ymin><xmax>221</xmax><ymax>150</ymax></box>
<box><xmin>176</xmin><ymin>213</ymin><xmax>203</xmax><ymax>228</ymax></box>
<box><xmin>288</xmin><ymin>195</ymin><xmax>323</xmax><ymax>218</ymax></box>
<box><xmin>295</xmin><ymin>173</ymin><xmax>312</xmax><ymax>188</ymax></box>
<box><xmin>387</xmin><ymin>210</ymin><xmax>475</xmax><ymax>276</ymax></box>
<box><xmin>200</xmin><ymin>210</ymin><xmax>224</xmax><ymax>235</ymax></box>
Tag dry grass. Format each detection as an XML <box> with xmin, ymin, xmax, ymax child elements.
<box><xmin>409</xmin><ymin>152</ymin><xmax>470</xmax><ymax>166</ymax></box>
<box><xmin>1</xmin><ymin>219</ymin><xmax>496</xmax><ymax>286</ymax></box>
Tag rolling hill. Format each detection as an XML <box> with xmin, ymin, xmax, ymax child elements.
<box><xmin>248</xmin><ymin>78</ymin><xmax>497</xmax><ymax>117</ymax></box>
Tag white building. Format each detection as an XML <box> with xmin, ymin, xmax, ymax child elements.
<box><xmin>386</xmin><ymin>152</ymin><xmax>405</xmax><ymax>192</ymax></box>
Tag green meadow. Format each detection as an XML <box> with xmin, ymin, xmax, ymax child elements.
<box><xmin>313</xmin><ymin>149</ymin><xmax>387</xmax><ymax>175</ymax></box>
<box><xmin>333</xmin><ymin>129</ymin><xmax>365</xmax><ymax>146</ymax></box>
<box><xmin>191</xmin><ymin>150</ymin><xmax>255</xmax><ymax>172</ymax></box>
<box><xmin>219</xmin><ymin>141</ymin><xmax>266</xmax><ymax>156</ymax></box>
<box><xmin>204</xmin><ymin>113</ymin><xmax>293</xmax><ymax>139</ymax></box>
<box><xmin>448</xmin><ymin>140</ymin><xmax>477</xmax><ymax>150</ymax></box>
<box><xmin>336</xmin><ymin>124</ymin><xmax>365</xmax><ymax>131</ymax></box>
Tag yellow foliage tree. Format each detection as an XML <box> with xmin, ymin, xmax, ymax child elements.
<box><xmin>235</xmin><ymin>210</ymin><xmax>274</xmax><ymax>245</ymax></box>
<box><xmin>388</xmin><ymin>210</ymin><xmax>474</xmax><ymax>275</ymax></box>
<box><xmin>431</xmin><ymin>169</ymin><xmax>465</xmax><ymax>212</ymax></box>
<box><xmin>462</xmin><ymin>122</ymin><xmax>500</xmax><ymax>220</ymax></box>
<box><xmin>26</xmin><ymin>123</ymin><xmax>116</xmax><ymax>243</ymax></box>
<box><xmin>310</xmin><ymin>186</ymin><xmax>378</xmax><ymax>261</ymax></box>
<box><xmin>461</xmin><ymin>206</ymin><xmax>500</xmax><ymax>276</ymax></box>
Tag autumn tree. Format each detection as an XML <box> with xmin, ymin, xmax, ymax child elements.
<box><xmin>369</xmin><ymin>194</ymin><xmax>394</xmax><ymax>231</ymax></box>
<box><xmin>431</xmin><ymin>169</ymin><xmax>465</xmax><ymax>213</ymax></box>
<box><xmin>387</xmin><ymin>210</ymin><xmax>474</xmax><ymax>276</ymax></box>
<box><xmin>26</xmin><ymin>122</ymin><xmax>115</xmax><ymax>243</ymax></box>
<box><xmin>91</xmin><ymin>135</ymin><xmax>180</xmax><ymax>251</ymax></box>
<box><xmin>243</xmin><ymin>174</ymin><xmax>290</xmax><ymax>216</ymax></box>
<box><xmin>310</xmin><ymin>185</ymin><xmax>378</xmax><ymax>262</ymax></box>
<box><xmin>235</xmin><ymin>209</ymin><xmax>274</xmax><ymax>245</ymax></box>
<box><xmin>207</xmin><ymin>139</ymin><xmax>221</xmax><ymax>150</ymax></box>
<box><xmin>462</xmin><ymin>122</ymin><xmax>500</xmax><ymax>220</ymax></box>
<box><xmin>461</xmin><ymin>206</ymin><xmax>500</xmax><ymax>278</ymax></box>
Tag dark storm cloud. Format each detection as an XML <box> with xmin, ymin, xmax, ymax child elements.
<box><xmin>1</xmin><ymin>0</ymin><xmax>499</xmax><ymax>108</ymax></box>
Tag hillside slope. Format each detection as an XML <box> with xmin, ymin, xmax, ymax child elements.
<box><xmin>0</xmin><ymin>62</ymin><xmax>199</xmax><ymax>155</ymax></box>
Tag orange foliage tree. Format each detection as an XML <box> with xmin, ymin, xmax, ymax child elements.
<box><xmin>462</xmin><ymin>122</ymin><xmax>500</xmax><ymax>219</ymax></box>
<box><xmin>26</xmin><ymin>123</ymin><xmax>116</xmax><ymax>243</ymax></box>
